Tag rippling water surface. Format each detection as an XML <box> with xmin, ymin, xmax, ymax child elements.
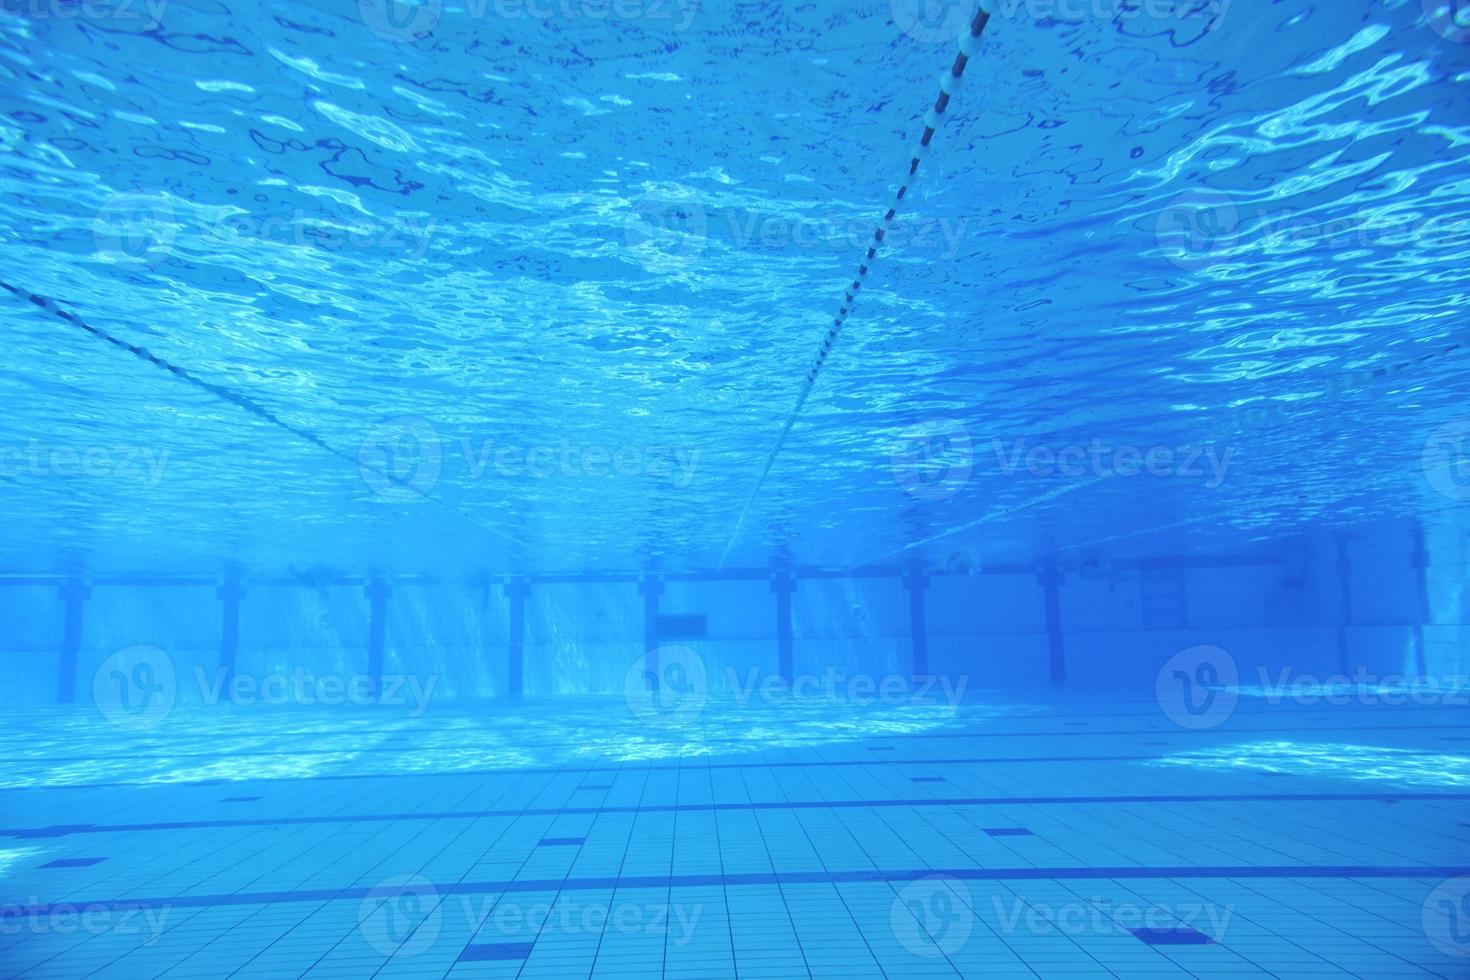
<box><xmin>0</xmin><ymin>1</ymin><xmax>1466</xmax><ymax>574</ymax></box>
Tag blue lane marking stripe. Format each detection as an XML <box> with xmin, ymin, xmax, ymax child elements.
<box><xmin>39</xmin><ymin>857</ymin><xmax>106</xmax><ymax>868</ymax></box>
<box><xmin>4</xmin><ymin>791</ymin><xmax>1462</xmax><ymax>838</ymax></box>
<box><xmin>1131</xmin><ymin>926</ymin><xmax>1215</xmax><ymax>945</ymax></box>
<box><xmin>9</xmin><ymin>866</ymin><xmax>1468</xmax><ymax>917</ymax></box>
<box><xmin>459</xmin><ymin>942</ymin><xmax>535</xmax><ymax>961</ymax></box>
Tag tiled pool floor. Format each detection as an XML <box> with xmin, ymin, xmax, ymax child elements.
<box><xmin>2</xmin><ymin>692</ymin><xmax>1468</xmax><ymax>978</ymax></box>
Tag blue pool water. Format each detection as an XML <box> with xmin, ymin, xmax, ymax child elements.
<box><xmin>2</xmin><ymin>1</ymin><xmax>1470</xmax><ymax>977</ymax></box>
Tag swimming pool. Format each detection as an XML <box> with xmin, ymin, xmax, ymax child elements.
<box><xmin>1</xmin><ymin>0</ymin><xmax>1469</xmax><ymax>976</ymax></box>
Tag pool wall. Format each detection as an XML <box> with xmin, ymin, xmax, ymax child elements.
<box><xmin>2</xmin><ymin>515</ymin><xmax>1465</xmax><ymax>708</ymax></box>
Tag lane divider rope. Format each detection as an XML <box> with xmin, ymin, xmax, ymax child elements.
<box><xmin>0</xmin><ymin>279</ymin><xmax>526</xmax><ymax>551</ymax></box>
<box><xmin>718</xmin><ymin>6</ymin><xmax>994</xmax><ymax>567</ymax></box>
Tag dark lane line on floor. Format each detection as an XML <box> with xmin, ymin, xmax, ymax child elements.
<box><xmin>9</xmin><ymin>865</ymin><xmax>1470</xmax><ymax>917</ymax></box>
<box><xmin>5</xmin><ymin>792</ymin><xmax>1467</xmax><ymax>837</ymax></box>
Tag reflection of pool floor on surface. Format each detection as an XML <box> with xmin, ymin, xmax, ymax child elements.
<box><xmin>1</xmin><ymin>693</ymin><xmax>1468</xmax><ymax>978</ymax></box>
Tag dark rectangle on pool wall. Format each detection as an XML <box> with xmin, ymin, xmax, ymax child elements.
<box><xmin>984</xmin><ymin>828</ymin><xmax>1033</xmax><ymax>837</ymax></box>
<box><xmin>656</xmin><ymin>613</ymin><xmax>707</xmax><ymax>639</ymax></box>
<box><xmin>41</xmin><ymin>857</ymin><xmax>105</xmax><ymax>868</ymax></box>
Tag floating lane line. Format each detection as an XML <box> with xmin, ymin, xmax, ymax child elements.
<box><xmin>718</xmin><ymin>6</ymin><xmax>995</xmax><ymax>567</ymax></box>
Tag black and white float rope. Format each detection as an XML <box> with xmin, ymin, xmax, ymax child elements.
<box><xmin>718</xmin><ymin>6</ymin><xmax>994</xmax><ymax>567</ymax></box>
<box><xmin>0</xmin><ymin>279</ymin><xmax>524</xmax><ymax>548</ymax></box>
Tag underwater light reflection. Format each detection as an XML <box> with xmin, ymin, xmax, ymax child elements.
<box><xmin>0</xmin><ymin>698</ymin><xmax>991</xmax><ymax>788</ymax></box>
<box><xmin>0</xmin><ymin>849</ymin><xmax>41</xmax><ymax>880</ymax></box>
<box><xmin>1153</xmin><ymin>740</ymin><xmax>1470</xmax><ymax>789</ymax></box>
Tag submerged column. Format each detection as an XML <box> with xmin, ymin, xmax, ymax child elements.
<box><xmin>218</xmin><ymin>573</ymin><xmax>244</xmax><ymax>690</ymax></box>
<box><xmin>1039</xmin><ymin>560</ymin><xmax>1066</xmax><ymax>684</ymax></box>
<box><xmin>771</xmin><ymin>569</ymin><xmax>795</xmax><ymax>684</ymax></box>
<box><xmin>904</xmin><ymin>569</ymin><xmax>928</xmax><ymax>678</ymax></box>
<box><xmin>639</xmin><ymin>575</ymin><xmax>662</xmax><ymax>676</ymax></box>
<box><xmin>1411</xmin><ymin>523</ymin><xmax>1429</xmax><ymax>678</ymax></box>
<box><xmin>506</xmin><ymin>577</ymin><xmax>529</xmax><ymax>698</ymax></box>
<box><xmin>1335</xmin><ymin>532</ymin><xmax>1352</xmax><ymax>674</ymax></box>
<box><xmin>57</xmin><ymin>576</ymin><xmax>90</xmax><ymax>704</ymax></box>
<box><xmin>366</xmin><ymin>577</ymin><xmax>391</xmax><ymax>681</ymax></box>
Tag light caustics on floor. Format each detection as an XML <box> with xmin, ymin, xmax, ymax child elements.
<box><xmin>1</xmin><ymin>693</ymin><xmax>1468</xmax><ymax>978</ymax></box>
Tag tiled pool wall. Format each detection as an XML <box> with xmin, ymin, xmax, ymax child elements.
<box><xmin>1</xmin><ymin>516</ymin><xmax>1465</xmax><ymax>709</ymax></box>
